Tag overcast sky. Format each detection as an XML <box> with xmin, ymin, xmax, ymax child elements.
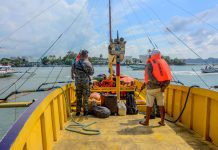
<box><xmin>0</xmin><ymin>0</ymin><xmax>218</xmax><ymax>59</ymax></box>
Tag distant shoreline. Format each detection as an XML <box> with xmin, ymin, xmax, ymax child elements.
<box><xmin>9</xmin><ymin>63</ymin><xmax>218</xmax><ymax>67</ymax></box>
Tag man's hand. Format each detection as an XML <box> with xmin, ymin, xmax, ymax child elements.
<box><xmin>140</xmin><ymin>83</ymin><xmax>146</xmax><ymax>91</ymax></box>
<box><xmin>71</xmin><ymin>74</ymin><xmax>75</xmax><ymax>80</ymax></box>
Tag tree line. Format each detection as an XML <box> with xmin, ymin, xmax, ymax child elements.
<box><xmin>0</xmin><ymin>51</ymin><xmax>185</xmax><ymax>67</ymax></box>
<box><xmin>162</xmin><ymin>56</ymin><xmax>185</xmax><ymax>65</ymax></box>
<box><xmin>0</xmin><ymin>57</ymin><xmax>28</xmax><ymax>67</ymax></box>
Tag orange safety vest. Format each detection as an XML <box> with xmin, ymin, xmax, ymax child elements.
<box><xmin>144</xmin><ymin>53</ymin><xmax>172</xmax><ymax>84</ymax></box>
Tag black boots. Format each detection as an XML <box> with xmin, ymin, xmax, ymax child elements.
<box><xmin>83</xmin><ymin>111</ymin><xmax>89</xmax><ymax>116</ymax></box>
<box><xmin>76</xmin><ymin>111</ymin><xmax>88</xmax><ymax>116</ymax></box>
<box><xmin>76</xmin><ymin>112</ymin><xmax>80</xmax><ymax>116</ymax></box>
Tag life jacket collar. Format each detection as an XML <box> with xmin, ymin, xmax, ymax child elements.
<box><xmin>147</xmin><ymin>53</ymin><xmax>161</xmax><ymax>63</ymax></box>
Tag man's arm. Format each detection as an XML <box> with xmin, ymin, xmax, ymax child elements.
<box><xmin>161</xmin><ymin>81</ymin><xmax>170</xmax><ymax>92</ymax></box>
<box><xmin>84</xmin><ymin>61</ymin><xmax>94</xmax><ymax>76</ymax></box>
<box><xmin>140</xmin><ymin>82</ymin><xmax>146</xmax><ymax>91</ymax></box>
<box><xmin>147</xmin><ymin>63</ymin><xmax>159</xmax><ymax>85</ymax></box>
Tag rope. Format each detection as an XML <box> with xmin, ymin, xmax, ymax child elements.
<box><xmin>55</xmin><ymin>85</ymin><xmax>100</xmax><ymax>135</ymax></box>
<box><xmin>123</xmin><ymin>0</ymin><xmax>184</xmax><ymax>85</ymax></box>
<box><xmin>171</xmin><ymin>80</ymin><xmax>184</xmax><ymax>86</ymax></box>
<box><xmin>134</xmin><ymin>0</ymin><xmax>211</xmax><ymax>88</ymax></box>
<box><xmin>65</xmin><ymin>121</ymin><xmax>100</xmax><ymax>135</ymax></box>
<box><xmin>1</xmin><ymin>81</ymin><xmax>72</xmax><ymax>100</ymax></box>
<box><xmin>125</xmin><ymin>0</ymin><xmax>157</xmax><ymax>46</ymax></box>
<box><xmin>14</xmin><ymin>84</ymin><xmax>17</xmax><ymax>122</ymax></box>
<box><xmin>0</xmin><ymin>68</ymin><xmax>32</xmax><ymax>95</ymax></box>
<box><xmin>0</xmin><ymin>0</ymin><xmax>61</xmax><ymax>44</ymax></box>
<box><xmin>166</xmin><ymin>28</ymin><xmax>211</xmax><ymax>66</ymax></box>
<box><xmin>44</xmin><ymin>66</ymin><xmax>55</xmax><ymax>84</ymax></box>
<box><xmin>137</xmin><ymin>0</ymin><xmax>211</xmax><ymax>66</ymax></box>
<box><xmin>120</xmin><ymin>0</ymin><xmax>149</xmax><ymax>51</ymax></box>
<box><xmin>192</xmin><ymin>68</ymin><xmax>210</xmax><ymax>88</ymax></box>
<box><xmin>126</xmin><ymin>0</ymin><xmax>184</xmax><ymax>85</ymax></box>
<box><xmin>36</xmin><ymin>0</ymin><xmax>102</xmax><ymax>91</ymax></box>
<box><xmin>165</xmin><ymin>0</ymin><xmax>218</xmax><ymax>32</ymax></box>
<box><xmin>0</xmin><ymin>0</ymin><xmax>88</xmax><ymax>95</ymax></box>
<box><xmin>16</xmin><ymin>0</ymin><xmax>89</xmax><ymax>90</ymax></box>
<box><xmin>52</xmin><ymin>66</ymin><xmax>64</xmax><ymax>88</ymax></box>
<box><xmin>37</xmin><ymin>81</ymin><xmax>72</xmax><ymax>90</ymax></box>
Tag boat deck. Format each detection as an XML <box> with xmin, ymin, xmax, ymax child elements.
<box><xmin>53</xmin><ymin>114</ymin><xmax>218</xmax><ymax>150</ymax></box>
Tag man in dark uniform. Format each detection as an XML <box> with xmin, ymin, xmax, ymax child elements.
<box><xmin>71</xmin><ymin>49</ymin><xmax>94</xmax><ymax>116</ymax></box>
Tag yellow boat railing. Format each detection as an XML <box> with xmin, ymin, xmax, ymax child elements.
<box><xmin>0</xmin><ymin>83</ymin><xmax>75</xmax><ymax>150</ymax></box>
<box><xmin>134</xmin><ymin>80</ymin><xmax>218</xmax><ymax>146</ymax></box>
<box><xmin>165</xmin><ymin>84</ymin><xmax>218</xmax><ymax>146</ymax></box>
<box><xmin>0</xmin><ymin>82</ymin><xmax>218</xmax><ymax>149</ymax></box>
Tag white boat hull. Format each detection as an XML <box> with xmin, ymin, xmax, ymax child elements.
<box><xmin>201</xmin><ymin>68</ymin><xmax>218</xmax><ymax>73</ymax></box>
<box><xmin>0</xmin><ymin>72</ymin><xmax>14</xmax><ymax>78</ymax></box>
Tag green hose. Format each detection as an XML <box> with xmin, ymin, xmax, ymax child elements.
<box><xmin>55</xmin><ymin>86</ymin><xmax>100</xmax><ymax>135</ymax></box>
<box><xmin>65</xmin><ymin>119</ymin><xmax>100</xmax><ymax>135</ymax></box>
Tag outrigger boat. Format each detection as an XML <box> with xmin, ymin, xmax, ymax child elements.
<box><xmin>0</xmin><ymin>66</ymin><xmax>15</xmax><ymax>78</ymax></box>
<box><xmin>1</xmin><ymin>1</ymin><xmax>218</xmax><ymax>150</ymax></box>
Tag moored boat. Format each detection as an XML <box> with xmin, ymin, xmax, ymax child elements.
<box><xmin>129</xmin><ymin>64</ymin><xmax>146</xmax><ymax>70</ymax></box>
<box><xmin>201</xmin><ymin>65</ymin><xmax>218</xmax><ymax>73</ymax></box>
<box><xmin>0</xmin><ymin>66</ymin><xmax>15</xmax><ymax>78</ymax></box>
<box><xmin>0</xmin><ymin>0</ymin><xmax>218</xmax><ymax>150</ymax></box>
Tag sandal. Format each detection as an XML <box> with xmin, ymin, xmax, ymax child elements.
<box><xmin>158</xmin><ymin>121</ymin><xmax>165</xmax><ymax>126</ymax></box>
<box><xmin>139</xmin><ymin>121</ymin><xmax>149</xmax><ymax>126</ymax></box>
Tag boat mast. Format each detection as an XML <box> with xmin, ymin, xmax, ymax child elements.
<box><xmin>108</xmin><ymin>0</ymin><xmax>125</xmax><ymax>100</ymax></box>
<box><xmin>109</xmin><ymin>0</ymin><xmax>120</xmax><ymax>100</ymax></box>
<box><xmin>109</xmin><ymin>0</ymin><xmax>112</xmax><ymax>42</ymax></box>
<box><xmin>108</xmin><ymin>0</ymin><xmax>113</xmax><ymax>78</ymax></box>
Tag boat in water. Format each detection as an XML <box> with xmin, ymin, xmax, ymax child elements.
<box><xmin>201</xmin><ymin>65</ymin><xmax>218</xmax><ymax>73</ymax></box>
<box><xmin>128</xmin><ymin>64</ymin><xmax>146</xmax><ymax>70</ymax></box>
<box><xmin>0</xmin><ymin>0</ymin><xmax>218</xmax><ymax>150</ymax></box>
<box><xmin>0</xmin><ymin>66</ymin><xmax>15</xmax><ymax>78</ymax></box>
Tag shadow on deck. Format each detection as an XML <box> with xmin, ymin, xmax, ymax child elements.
<box><xmin>53</xmin><ymin>114</ymin><xmax>218</xmax><ymax>150</ymax></box>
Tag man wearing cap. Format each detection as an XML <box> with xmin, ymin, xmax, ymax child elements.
<box><xmin>139</xmin><ymin>50</ymin><xmax>172</xmax><ymax>126</ymax></box>
<box><xmin>71</xmin><ymin>49</ymin><xmax>94</xmax><ymax>116</ymax></box>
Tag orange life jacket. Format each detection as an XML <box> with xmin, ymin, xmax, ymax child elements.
<box><xmin>101</xmin><ymin>79</ymin><xmax>114</xmax><ymax>87</ymax></box>
<box><xmin>144</xmin><ymin>53</ymin><xmax>172</xmax><ymax>84</ymax></box>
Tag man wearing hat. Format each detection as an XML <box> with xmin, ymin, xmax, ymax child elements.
<box><xmin>71</xmin><ymin>49</ymin><xmax>94</xmax><ymax>116</ymax></box>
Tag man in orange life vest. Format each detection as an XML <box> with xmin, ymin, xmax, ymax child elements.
<box><xmin>139</xmin><ymin>50</ymin><xmax>172</xmax><ymax>126</ymax></box>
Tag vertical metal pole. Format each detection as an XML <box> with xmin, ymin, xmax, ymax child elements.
<box><xmin>116</xmin><ymin>55</ymin><xmax>120</xmax><ymax>100</ymax></box>
<box><xmin>116</xmin><ymin>31</ymin><xmax>120</xmax><ymax>100</ymax></box>
<box><xmin>108</xmin><ymin>0</ymin><xmax>113</xmax><ymax>78</ymax></box>
<box><xmin>109</xmin><ymin>0</ymin><xmax>112</xmax><ymax>42</ymax></box>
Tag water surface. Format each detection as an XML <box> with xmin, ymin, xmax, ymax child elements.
<box><xmin>0</xmin><ymin>65</ymin><xmax>217</xmax><ymax>139</ymax></box>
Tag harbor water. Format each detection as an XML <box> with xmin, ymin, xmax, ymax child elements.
<box><xmin>0</xmin><ymin>65</ymin><xmax>218</xmax><ymax>140</ymax></box>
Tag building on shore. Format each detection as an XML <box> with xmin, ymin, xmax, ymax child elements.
<box><xmin>21</xmin><ymin>56</ymin><xmax>34</xmax><ymax>62</ymax></box>
<box><xmin>139</xmin><ymin>55</ymin><xmax>149</xmax><ymax>64</ymax></box>
<box><xmin>121</xmin><ymin>56</ymin><xmax>133</xmax><ymax>64</ymax></box>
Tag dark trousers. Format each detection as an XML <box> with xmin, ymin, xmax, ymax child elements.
<box><xmin>75</xmin><ymin>83</ymin><xmax>90</xmax><ymax>112</ymax></box>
